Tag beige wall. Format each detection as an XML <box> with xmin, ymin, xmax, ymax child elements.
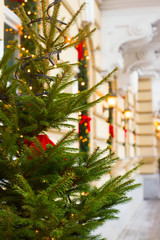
<box><xmin>0</xmin><ymin>0</ymin><xmax>4</xmax><ymax>41</ymax></box>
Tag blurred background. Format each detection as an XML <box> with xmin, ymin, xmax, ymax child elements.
<box><xmin>1</xmin><ymin>0</ymin><xmax>160</xmax><ymax>239</ymax></box>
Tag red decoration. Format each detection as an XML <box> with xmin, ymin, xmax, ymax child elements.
<box><xmin>124</xmin><ymin>129</ymin><xmax>127</xmax><ymax>138</ymax></box>
<box><xmin>79</xmin><ymin>115</ymin><xmax>91</xmax><ymax>132</ymax></box>
<box><xmin>76</xmin><ymin>42</ymin><xmax>84</xmax><ymax>60</ymax></box>
<box><xmin>24</xmin><ymin>134</ymin><xmax>55</xmax><ymax>151</ymax></box>
<box><xmin>109</xmin><ymin>125</ymin><xmax>114</xmax><ymax>138</ymax></box>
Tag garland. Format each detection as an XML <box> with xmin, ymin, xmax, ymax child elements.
<box><xmin>76</xmin><ymin>41</ymin><xmax>91</xmax><ymax>153</ymax></box>
<box><xmin>106</xmin><ymin>81</ymin><xmax>114</xmax><ymax>146</ymax></box>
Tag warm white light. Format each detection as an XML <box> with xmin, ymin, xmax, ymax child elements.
<box><xmin>157</xmin><ymin>125</ymin><xmax>160</xmax><ymax>131</ymax></box>
<box><xmin>24</xmin><ymin>35</ymin><xmax>27</xmax><ymax>38</ymax></box>
<box><xmin>86</xmin><ymin>56</ymin><xmax>89</xmax><ymax>60</ymax></box>
<box><xmin>29</xmin><ymin>86</ymin><xmax>32</xmax><ymax>90</ymax></box>
<box><xmin>81</xmin><ymin>82</ymin><xmax>85</xmax><ymax>86</ymax></box>
<box><xmin>27</xmin><ymin>11</ymin><xmax>31</xmax><ymax>15</ymax></box>
<box><xmin>124</xmin><ymin>109</ymin><xmax>132</xmax><ymax>120</ymax></box>
<box><xmin>65</xmin><ymin>36</ymin><xmax>72</xmax><ymax>43</ymax></box>
<box><xmin>107</xmin><ymin>93</ymin><xmax>117</xmax><ymax>108</ymax></box>
<box><xmin>27</xmin><ymin>69</ymin><xmax>31</xmax><ymax>72</ymax></box>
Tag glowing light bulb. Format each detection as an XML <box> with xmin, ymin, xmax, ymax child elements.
<box><xmin>24</xmin><ymin>35</ymin><xmax>27</xmax><ymax>38</ymax></box>
<box><xmin>24</xmin><ymin>0</ymin><xmax>28</xmax><ymax>2</ymax></box>
<box><xmin>29</xmin><ymin>86</ymin><xmax>32</xmax><ymax>90</ymax></box>
<box><xmin>65</xmin><ymin>36</ymin><xmax>72</xmax><ymax>43</ymax></box>
<box><xmin>124</xmin><ymin>108</ymin><xmax>132</xmax><ymax>120</ymax></box>
<box><xmin>27</xmin><ymin>69</ymin><xmax>31</xmax><ymax>73</ymax></box>
<box><xmin>28</xmin><ymin>36</ymin><xmax>31</xmax><ymax>39</ymax></box>
<box><xmin>81</xmin><ymin>82</ymin><xmax>85</xmax><ymax>86</ymax></box>
<box><xmin>27</xmin><ymin>11</ymin><xmax>31</xmax><ymax>15</ymax></box>
<box><xmin>86</xmin><ymin>56</ymin><xmax>89</xmax><ymax>60</ymax></box>
<box><xmin>107</xmin><ymin>93</ymin><xmax>117</xmax><ymax>108</ymax></box>
<box><xmin>22</xmin><ymin>47</ymin><xmax>25</xmax><ymax>51</ymax></box>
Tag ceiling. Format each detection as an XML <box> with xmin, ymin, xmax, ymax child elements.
<box><xmin>100</xmin><ymin>0</ymin><xmax>160</xmax><ymax>10</ymax></box>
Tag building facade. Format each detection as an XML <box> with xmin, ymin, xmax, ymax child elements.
<box><xmin>0</xmin><ymin>0</ymin><xmax>160</xmax><ymax>239</ymax></box>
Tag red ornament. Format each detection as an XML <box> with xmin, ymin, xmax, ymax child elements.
<box><xmin>79</xmin><ymin>115</ymin><xmax>91</xmax><ymax>132</ymax></box>
<box><xmin>109</xmin><ymin>125</ymin><xmax>114</xmax><ymax>138</ymax></box>
<box><xmin>76</xmin><ymin>42</ymin><xmax>84</xmax><ymax>60</ymax></box>
<box><xmin>24</xmin><ymin>134</ymin><xmax>55</xmax><ymax>151</ymax></box>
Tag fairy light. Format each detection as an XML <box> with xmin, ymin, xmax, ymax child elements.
<box><xmin>86</xmin><ymin>56</ymin><xmax>89</xmax><ymax>60</ymax></box>
<box><xmin>24</xmin><ymin>35</ymin><xmax>27</xmax><ymax>38</ymax></box>
<box><xmin>22</xmin><ymin>47</ymin><xmax>25</xmax><ymax>51</ymax></box>
<box><xmin>54</xmin><ymin>65</ymin><xmax>57</xmax><ymax>68</ymax></box>
<box><xmin>27</xmin><ymin>69</ymin><xmax>31</xmax><ymax>73</ymax></box>
<box><xmin>27</xmin><ymin>11</ymin><xmax>31</xmax><ymax>15</ymax></box>
<box><xmin>65</xmin><ymin>36</ymin><xmax>72</xmax><ymax>43</ymax></box>
<box><xmin>81</xmin><ymin>82</ymin><xmax>85</xmax><ymax>86</ymax></box>
<box><xmin>28</xmin><ymin>36</ymin><xmax>31</xmax><ymax>39</ymax></box>
<box><xmin>29</xmin><ymin>86</ymin><xmax>32</xmax><ymax>90</ymax></box>
<box><xmin>24</xmin><ymin>0</ymin><xmax>28</xmax><ymax>2</ymax></box>
<box><xmin>20</xmin><ymin>135</ymin><xmax>23</xmax><ymax>138</ymax></box>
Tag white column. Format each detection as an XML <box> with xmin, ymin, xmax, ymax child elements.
<box><xmin>85</xmin><ymin>0</ymin><xmax>94</xmax><ymax>23</ymax></box>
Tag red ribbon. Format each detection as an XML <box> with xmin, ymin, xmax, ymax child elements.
<box><xmin>79</xmin><ymin>115</ymin><xmax>91</xmax><ymax>132</ymax></box>
<box><xmin>109</xmin><ymin>125</ymin><xmax>114</xmax><ymax>138</ymax></box>
<box><xmin>76</xmin><ymin>42</ymin><xmax>84</xmax><ymax>60</ymax></box>
<box><xmin>24</xmin><ymin>134</ymin><xmax>55</xmax><ymax>151</ymax></box>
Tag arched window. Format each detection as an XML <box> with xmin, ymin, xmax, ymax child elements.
<box><xmin>3</xmin><ymin>1</ymin><xmax>21</xmax><ymax>63</ymax></box>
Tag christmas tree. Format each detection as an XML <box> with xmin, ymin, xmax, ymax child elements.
<box><xmin>0</xmin><ymin>1</ymin><xmax>141</xmax><ymax>239</ymax></box>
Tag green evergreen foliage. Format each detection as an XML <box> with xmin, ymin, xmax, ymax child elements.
<box><xmin>0</xmin><ymin>1</ymin><xmax>142</xmax><ymax>239</ymax></box>
<box><xmin>78</xmin><ymin>41</ymin><xmax>90</xmax><ymax>153</ymax></box>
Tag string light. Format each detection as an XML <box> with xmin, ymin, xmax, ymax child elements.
<box><xmin>81</xmin><ymin>82</ymin><xmax>85</xmax><ymax>86</ymax></box>
<box><xmin>29</xmin><ymin>86</ymin><xmax>32</xmax><ymax>90</ymax></box>
<box><xmin>22</xmin><ymin>47</ymin><xmax>25</xmax><ymax>51</ymax></box>
<box><xmin>28</xmin><ymin>36</ymin><xmax>31</xmax><ymax>39</ymax></box>
<box><xmin>20</xmin><ymin>135</ymin><xmax>23</xmax><ymax>138</ymax></box>
<box><xmin>24</xmin><ymin>35</ymin><xmax>27</xmax><ymax>38</ymax></box>
<box><xmin>24</xmin><ymin>0</ymin><xmax>28</xmax><ymax>2</ymax></box>
<box><xmin>65</xmin><ymin>36</ymin><xmax>72</xmax><ymax>43</ymax></box>
<box><xmin>27</xmin><ymin>69</ymin><xmax>31</xmax><ymax>73</ymax></box>
<box><xmin>27</xmin><ymin>11</ymin><xmax>31</xmax><ymax>15</ymax></box>
<box><xmin>86</xmin><ymin>56</ymin><xmax>89</xmax><ymax>60</ymax></box>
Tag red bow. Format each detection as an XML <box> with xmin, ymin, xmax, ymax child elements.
<box><xmin>76</xmin><ymin>42</ymin><xmax>84</xmax><ymax>60</ymax></box>
<box><xmin>79</xmin><ymin>115</ymin><xmax>91</xmax><ymax>132</ymax></box>
<box><xmin>109</xmin><ymin>125</ymin><xmax>114</xmax><ymax>138</ymax></box>
<box><xmin>124</xmin><ymin>129</ymin><xmax>127</xmax><ymax>138</ymax></box>
<box><xmin>24</xmin><ymin>134</ymin><xmax>55</xmax><ymax>151</ymax></box>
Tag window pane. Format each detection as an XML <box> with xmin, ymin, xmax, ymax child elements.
<box><xmin>4</xmin><ymin>23</ymin><xmax>19</xmax><ymax>66</ymax></box>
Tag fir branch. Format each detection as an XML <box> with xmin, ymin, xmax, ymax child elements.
<box><xmin>54</xmin><ymin>3</ymin><xmax>85</xmax><ymax>44</ymax></box>
<box><xmin>47</xmin><ymin>1</ymin><xmax>61</xmax><ymax>50</ymax></box>
<box><xmin>46</xmin><ymin>65</ymin><xmax>71</xmax><ymax>108</ymax></box>
<box><xmin>40</xmin><ymin>0</ymin><xmax>48</xmax><ymax>40</ymax></box>
<box><xmin>17</xmin><ymin>7</ymin><xmax>45</xmax><ymax>47</ymax></box>
<box><xmin>72</xmin><ymin>67</ymin><xmax>118</xmax><ymax>110</ymax></box>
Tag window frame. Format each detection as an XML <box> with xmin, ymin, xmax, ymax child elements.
<box><xmin>0</xmin><ymin>6</ymin><xmax>21</xmax><ymax>59</ymax></box>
